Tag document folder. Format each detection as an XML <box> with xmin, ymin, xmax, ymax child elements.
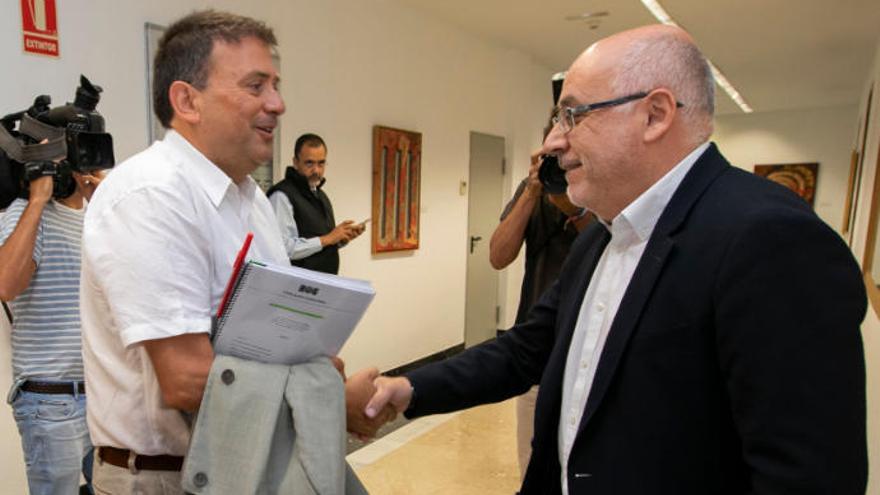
<box><xmin>213</xmin><ymin>259</ymin><xmax>375</xmax><ymax>365</ymax></box>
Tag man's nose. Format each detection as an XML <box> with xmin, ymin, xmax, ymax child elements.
<box><xmin>265</xmin><ymin>87</ymin><xmax>285</xmax><ymax>115</ymax></box>
<box><xmin>542</xmin><ymin>122</ymin><xmax>567</xmax><ymax>156</ymax></box>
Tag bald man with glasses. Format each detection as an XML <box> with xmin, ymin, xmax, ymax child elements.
<box><xmin>366</xmin><ymin>24</ymin><xmax>867</xmax><ymax>495</ymax></box>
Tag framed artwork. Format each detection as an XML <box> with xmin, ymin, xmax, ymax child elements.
<box><xmin>143</xmin><ymin>23</ymin><xmax>279</xmax><ymax>192</ymax></box>
<box><xmin>371</xmin><ymin>125</ymin><xmax>421</xmax><ymax>253</ymax></box>
<box><xmin>860</xmin><ymin>80</ymin><xmax>880</xmax><ymax>318</ymax></box>
<box><xmin>841</xmin><ymin>150</ymin><xmax>860</xmax><ymax>234</ymax></box>
<box><xmin>753</xmin><ymin>163</ymin><xmax>819</xmax><ymax>207</ymax></box>
<box><xmin>846</xmin><ymin>86</ymin><xmax>875</xmax><ymax>241</ymax></box>
<box><xmin>863</xmin><ymin>121</ymin><xmax>880</xmax><ymax>317</ymax></box>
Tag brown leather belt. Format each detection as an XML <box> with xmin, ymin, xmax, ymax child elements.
<box><xmin>21</xmin><ymin>380</ymin><xmax>85</xmax><ymax>395</ymax></box>
<box><xmin>99</xmin><ymin>446</ymin><xmax>184</xmax><ymax>473</ymax></box>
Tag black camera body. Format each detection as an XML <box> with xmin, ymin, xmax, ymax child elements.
<box><xmin>539</xmin><ymin>71</ymin><xmax>567</xmax><ymax>195</ymax></box>
<box><xmin>538</xmin><ymin>154</ymin><xmax>567</xmax><ymax>195</ymax></box>
<box><xmin>0</xmin><ymin>75</ymin><xmax>114</xmax><ymax>208</ymax></box>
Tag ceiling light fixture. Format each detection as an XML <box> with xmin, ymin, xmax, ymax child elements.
<box><xmin>564</xmin><ymin>11</ymin><xmax>609</xmax><ymax>30</ymax></box>
<box><xmin>639</xmin><ymin>0</ymin><xmax>753</xmax><ymax>113</ymax></box>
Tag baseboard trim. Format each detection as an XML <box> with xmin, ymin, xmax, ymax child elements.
<box><xmin>384</xmin><ymin>343</ymin><xmax>465</xmax><ymax>377</ymax></box>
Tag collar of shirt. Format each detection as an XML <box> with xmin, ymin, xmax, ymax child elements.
<box><xmin>162</xmin><ymin>130</ymin><xmax>258</xmax><ymax>211</ymax></box>
<box><xmin>608</xmin><ymin>141</ymin><xmax>710</xmax><ymax>247</ymax></box>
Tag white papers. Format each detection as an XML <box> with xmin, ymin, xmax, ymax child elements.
<box><xmin>213</xmin><ymin>261</ymin><xmax>375</xmax><ymax>365</ymax></box>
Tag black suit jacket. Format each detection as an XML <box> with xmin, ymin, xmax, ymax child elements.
<box><xmin>406</xmin><ymin>144</ymin><xmax>867</xmax><ymax>494</ymax></box>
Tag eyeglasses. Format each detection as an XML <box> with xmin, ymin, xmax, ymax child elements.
<box><xmin>551</xmin><ymin>91</ymin><xmax>683</xmax><ymax>134</ymax></box>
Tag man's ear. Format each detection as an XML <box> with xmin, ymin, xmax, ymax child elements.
<box><xmin>642</xmin><ymin>89</ymin><xmax>677</xmax><ymax>143</ymax></box>
<box><xmin>168</xmin><ymin>81</ymin><xmax>201</xmax><ymax>125</ymax></box>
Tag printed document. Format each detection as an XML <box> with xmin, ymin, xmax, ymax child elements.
<box><xmin>213</xmin><ymin>261</ymin><xmax>375</xmax><ymax>365</ymax></box>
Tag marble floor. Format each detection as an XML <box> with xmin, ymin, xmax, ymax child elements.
<box><xmin>348</xmin><ymin>399</ymin><xmax>521</xmax><ymax>494</ymax></box>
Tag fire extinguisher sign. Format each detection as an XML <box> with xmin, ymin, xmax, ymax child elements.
<box><xmin>21</xmin><ymin>0</ymin><xmax>59</xmax><ymax>57</ymax></box>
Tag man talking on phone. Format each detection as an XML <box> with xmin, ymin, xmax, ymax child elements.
<box><xmin>268</xmin><ymin>133</ymin><xmax>364</xmax><ymax>274</ymax></box>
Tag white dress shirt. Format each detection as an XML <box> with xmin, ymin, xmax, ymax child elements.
<box><xmin>268</xmin><ymin>191</ymin><xmax>323</xmax><ymax>260</ymax></box>
<box><xmin>558</xmin><ymin>142</ymin><xmax>709</xmax><ymax>493</ymax></box>
<box><xmin>80</xmin><ymin>130</ymin><xmax>288</xmax><ymax>456</ymax></box>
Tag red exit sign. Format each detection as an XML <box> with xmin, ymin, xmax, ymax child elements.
<box><xmin>21</xmin><ymin>0</ymin><xmax>59</xmax><ymax>57</ymax></box>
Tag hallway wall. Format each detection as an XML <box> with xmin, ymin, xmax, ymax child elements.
<box><xmin>714</xmin><ymin>105</ymin><xmax>858</xmax><ymax>233</ymax></box>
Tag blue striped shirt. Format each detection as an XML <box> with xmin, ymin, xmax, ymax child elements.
<box><xmin>0</xmin><ymin>198</ymin><xmax>85</xmax><ymax>381</ymax></box>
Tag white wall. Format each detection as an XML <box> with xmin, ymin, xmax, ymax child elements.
<box><xmin>0</xmin><ymin>0</ymin><xmax>551</xmax><ymax>490</ymax></box>
<box><xmin>272</xmin><ymin>0</ymin><xmax>551</xmax><ymax>373</ymax></box>
<box><xmin>713</xmin><ymin>105</ymin><xmax>858</xmax><ymax>233</ymax></box>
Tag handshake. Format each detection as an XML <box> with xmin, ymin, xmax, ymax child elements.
<box><xmin>338</xmin><ymin>358</ymin><xmax>414</xmax><ymax>439</ymax></box>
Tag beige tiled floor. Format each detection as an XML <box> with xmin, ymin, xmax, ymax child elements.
<box><xmin>350</xmin><ymin>399</ymin><xmax>521</xmax><ymax>494</ymax></box>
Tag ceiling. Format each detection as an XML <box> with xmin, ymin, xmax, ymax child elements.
<box><xmin>392</xmin><ymin>0</ymin><xmax>880</xmax><ymax>115</ymax></box>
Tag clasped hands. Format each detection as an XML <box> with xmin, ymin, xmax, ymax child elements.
<box><xmin>338</xmin><ymin>358</ymin><xmax>414</xmax><ymax>440</ymax></box>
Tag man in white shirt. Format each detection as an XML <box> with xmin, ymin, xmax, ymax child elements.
<box><xmin>268</xmin><ymin>133</ymin><xmax>364</xmax><ymax>275</ymax></box>
<box><xmin>80</xmin><ymin>11</ymin><xmax>384</xmax><ymax>494</ymax></box>
<box><xmin>365</xmin><ymin>24</ymin><xmax>867</xmax><ymax>494</ymax></box>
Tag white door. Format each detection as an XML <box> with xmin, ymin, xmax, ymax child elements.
<box><xmin>465</xmin><ymin>132</ymin><xmax>505</xmax><ymax>348</ymax></box>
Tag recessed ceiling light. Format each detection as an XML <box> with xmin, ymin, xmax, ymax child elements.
<box><xmin>639</xmin><ymin>0</ymin><xmax>753</xmax><ymax>113</ymax></box>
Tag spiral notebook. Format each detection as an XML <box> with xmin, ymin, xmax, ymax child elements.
<box><xmin>213</xmin><ymin>257</ymin><xmax>375</xmax><ymax>365</ymax></box>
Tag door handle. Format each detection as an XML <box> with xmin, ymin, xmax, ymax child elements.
<box><xmin>470</xmin><ymin>235</ymin><xmax>482</xmax><ymax>254</ymax></box>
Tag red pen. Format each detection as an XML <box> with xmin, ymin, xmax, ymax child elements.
<box><xmin>217</xmin><ymin>232</ymin><xmax>253</xmax><ymax>318</ymax></box>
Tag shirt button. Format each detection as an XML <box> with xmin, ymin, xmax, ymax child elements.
<box><xmin>580</xmin><ymin>360</ymin><xmax>588</xmax><ymax>369</ymax></box>
<box><xmin>193</xmin><ymin>472</ymin><xmax>208</xmax><ymax>488</ymax></box>
<box><xmin>569</xmin><ymin>417</ymin><xmax>577</xmax><ymax>426</ymax></box>
<box><xmin>597</xmin><ymin>302</ymin><xmax>606</xmax><ymax>312</ymax></box>
<box><xmin>221</xmin><ymin>369</ymin><xmax>235</xmax><ymax>385</ymax></box>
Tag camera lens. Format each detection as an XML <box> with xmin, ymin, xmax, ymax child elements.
<box><xmin>538</xmin><ymin>155</ymin><xmax>567</xmax><ymax>194</ymax></box>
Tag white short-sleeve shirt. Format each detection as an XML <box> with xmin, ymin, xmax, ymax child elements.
<box><xmin>80</xmin><ymin>130</ymin><xmax>288</xmax><ymax>455</ymax></box>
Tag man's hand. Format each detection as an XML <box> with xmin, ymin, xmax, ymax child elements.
<box><xmin>349</xmin><ymin>220</ymin><xmax>366</xmax><ymax>239</ymax></box>
<box><xmin>365</xmin><ymin>375</ymin><xmax>414</xmax><ymax>418</ymax></box>
<box><xmin>0</xmin><ymin>175</ymin><xmax>53</xmax><ymax>300</ymax></box>
<box><xmin>525</xmin><ymin>149</ymin><xmax>544</xmax><ymax>197</ymax></box>
<box><xmin>331</xmin><ymin>356</ymin><xmax>346</xmax><ymax>380</ymax></box>
<box><xmin>346</xmin><ymin>368</ymin><xmax>397</xmax><ymax>439</ymax></box>
<box><xmin>73</xmin><ymin>171</ymin><xmax>105</xmax><ymax>201</ymax></box>
<box><xmin>27</xmin><ymin>175</ymin><xmax>53</xmax><ymax>205</ymax></box>
<box><xmin>321</xmin><ymin>220</ymin><xmax>358</xmax><ymax>246</ymax></box>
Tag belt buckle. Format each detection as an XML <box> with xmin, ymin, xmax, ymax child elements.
<box><xmin>127</xmin><ymin>450</ymin><xmax>139</xmax><ymax>475</ymax></box>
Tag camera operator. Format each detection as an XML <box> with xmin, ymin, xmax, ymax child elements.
<box><xmin>0</xmin><ymin>163</ymin><xmax>103</xmax><ymax>494</ymax></box>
